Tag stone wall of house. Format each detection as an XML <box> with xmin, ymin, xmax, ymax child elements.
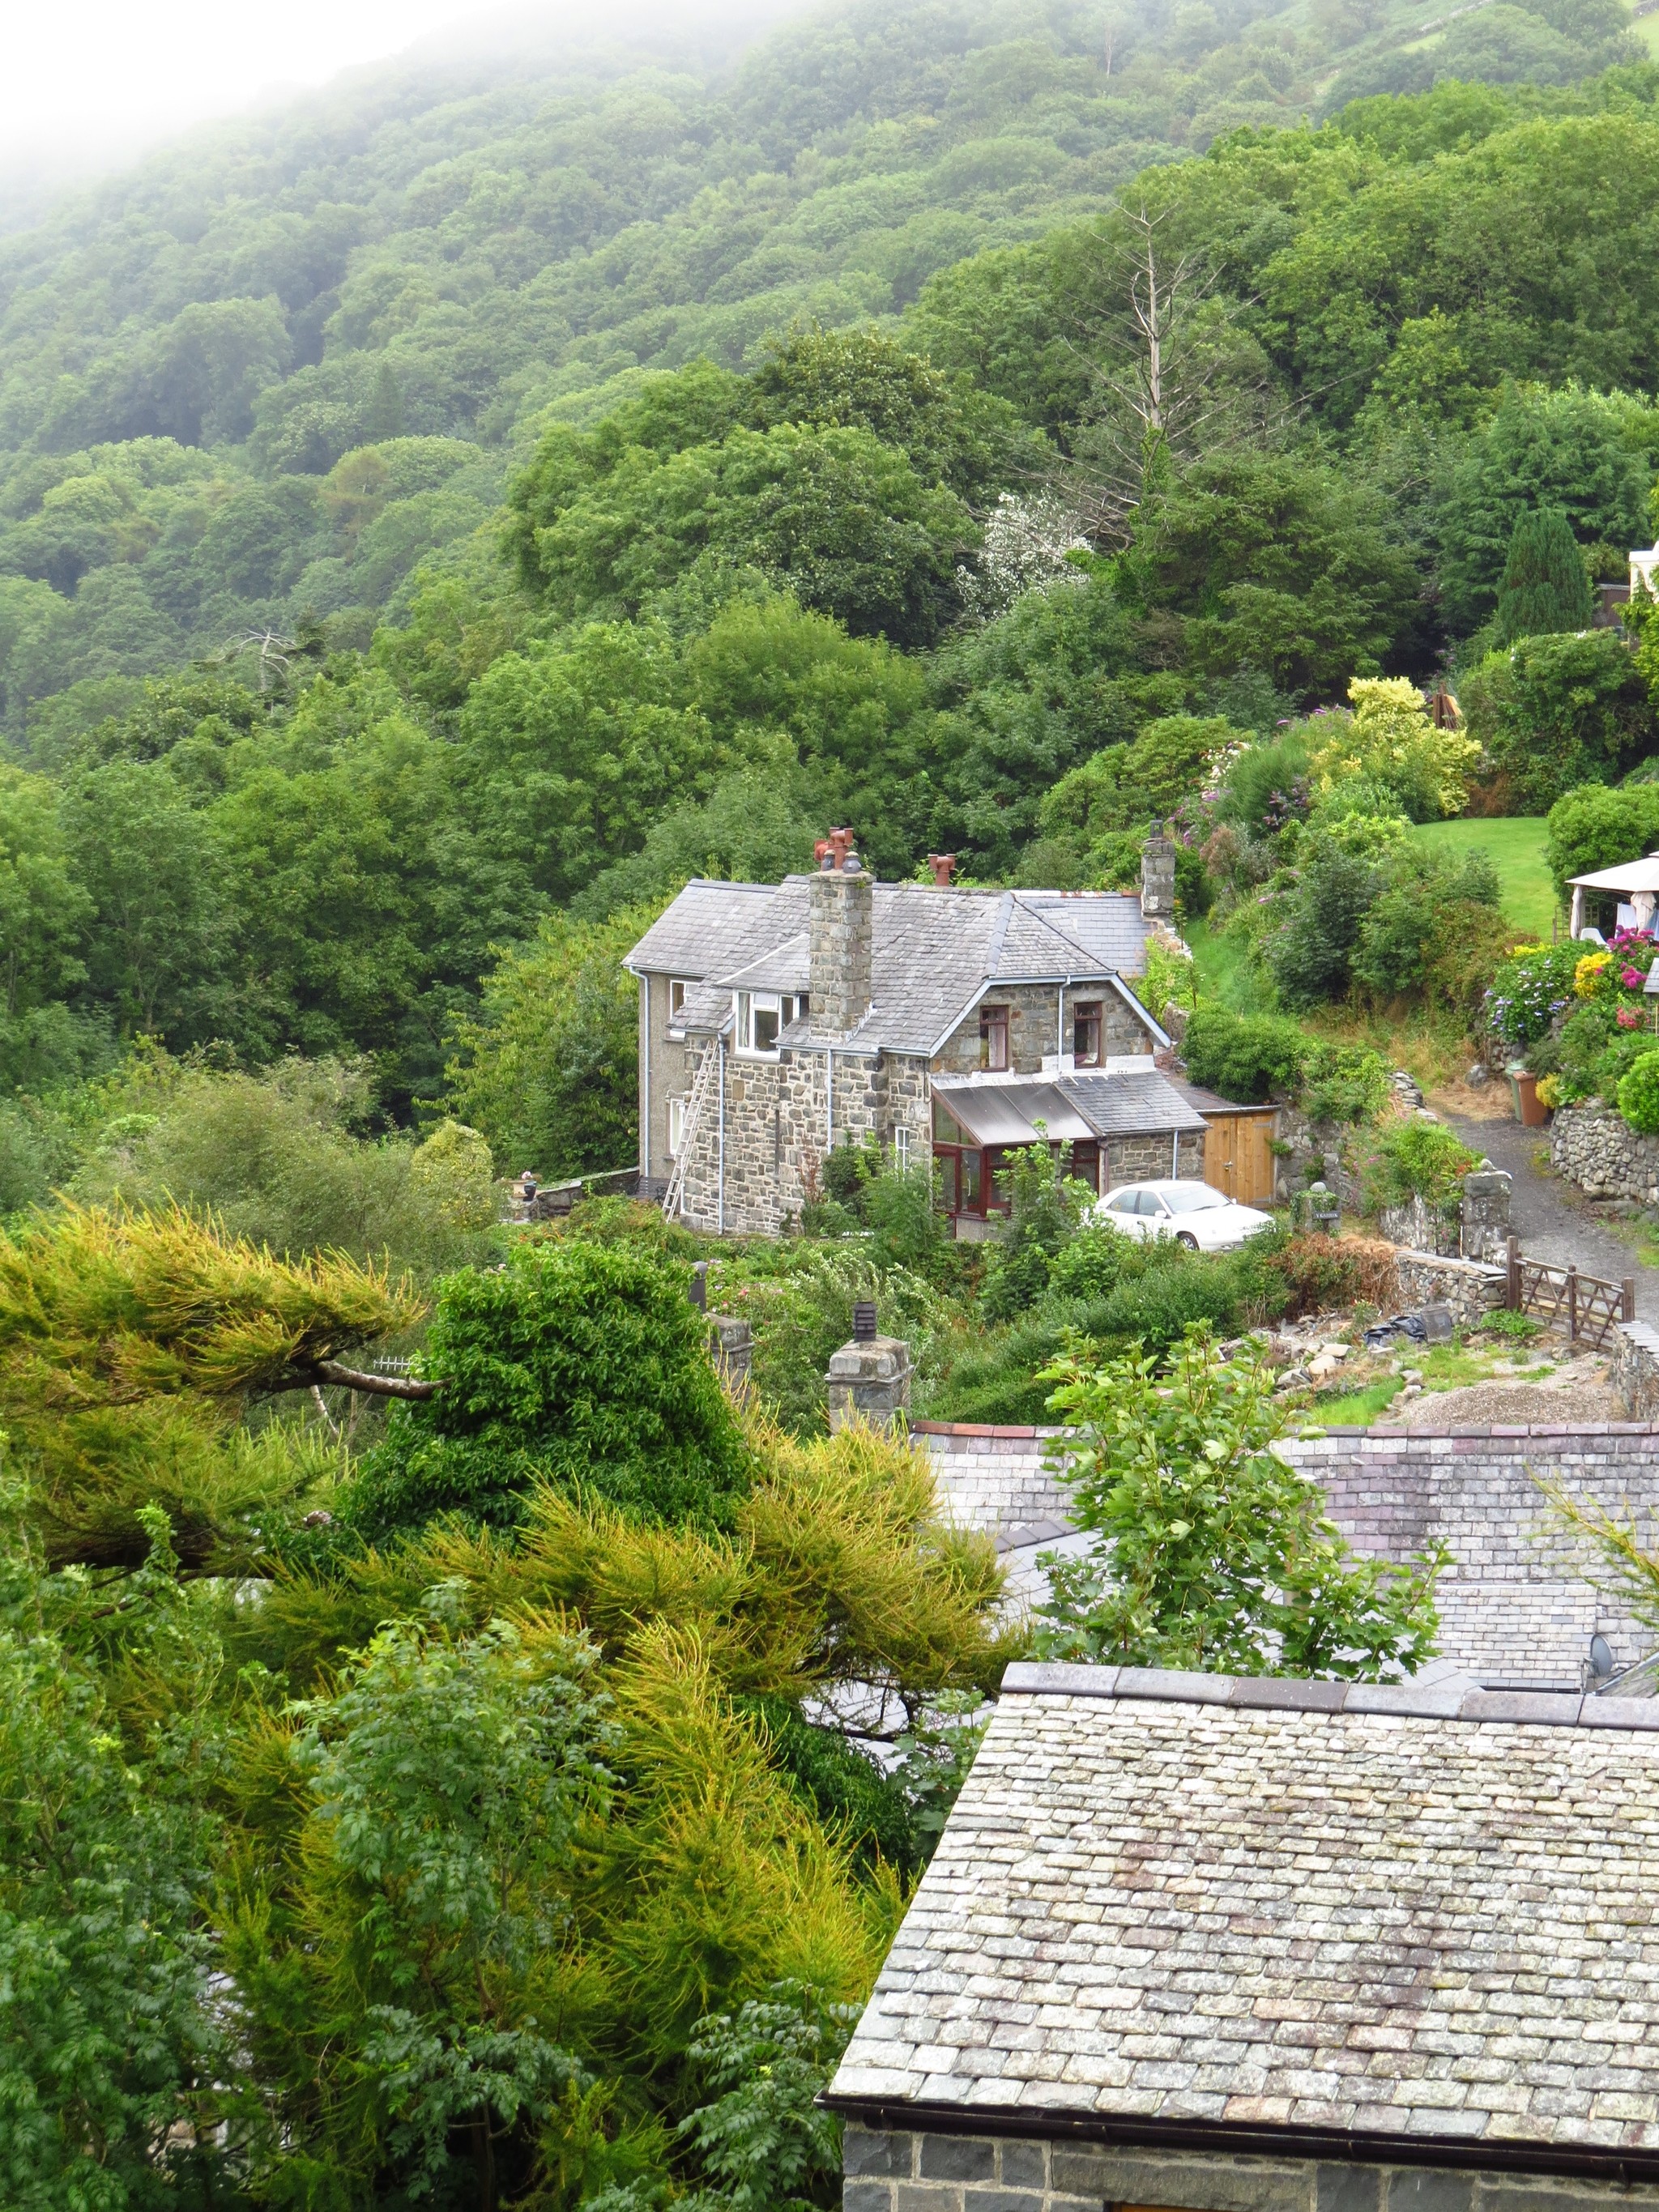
<box><xmin>676</xmin><ymin>1039</ymin><xmax>932</xmax><ymax>1234</ymax></box>
<box><xmin>1102</xmin><ymin>1129</ymin><xmax>1206</xmax><ymax>1185</ymax></box>
<box><xmin>842</xmin><ymin>2129</ymin><xmax>1659</xmax><ymax>2212</ymax></box>
<box><xmin>916</xmin><ymin>1412</ymin><xmax>1653</xmax><ymax>1683</ymax></box>
<box><xmin>1551</xmin><ymin>1102</ymin><xmax>1659</xmax><ymax>1200</ymax></box>
<box><xmin>930</xmin><ymin>982</ymin><xmax>1154</xmax><ymax>1076</ymax></box>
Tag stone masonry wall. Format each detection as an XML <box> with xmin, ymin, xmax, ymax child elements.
<box><xmin>1104</xmin><ymin>1129</ymin><xmax>1206</xmax><ymax>1185</ymax></box>
<box><xmin>916</xmin><ymin>1417</ymin><xmax>1655</xmax><ymax>1683</ymax></box>
<box><xmin>1613</xmin><ymin>1316</ymin><xmax>1659</xmax><ymax>1418</ymax></box>
<box><xmin>1551</xmin><ymin>1102</ymin><xmax>1659</xmax><ymax>1201</ymax></box>
<box><xmin>676</xmin><ymin>1039</ymin><xmax>932</xmax><ymax>1234</ymax></box>
<box><xmin>1390</xmin><ymin>1251</ymin><xmax>1505</xmax><ymax>1327</ymax></box>
<box><xmin>930</xmin><ymin>983</ymin><xmax>1154</xmax><ymax>1076</ymax></box>
<box><xmin>842</xmin><ymin>2127</ymin><xmax>1659</xmax><ymax>2212</ymax></box>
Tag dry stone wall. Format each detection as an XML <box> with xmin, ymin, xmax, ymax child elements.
<box><xmin>1551</xmin><ymin>1102</ymin><xmax>1659</xmax><ymax>1200</ymax></box>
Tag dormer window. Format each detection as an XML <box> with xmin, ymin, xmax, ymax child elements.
<box><xmin>980</xmin><ymin>1004</ymin><xmax>1009</xmax><ymax>1072</ymax></box>
<box><xmin>669</xmin><ymin>978</ymin><xmax>693</xmax><ymax>1016</ymax></box>
<box><xmin>736</xmin><ymin>990</ymin><xmax>808</xmax><ymax>1058</ymax></box>
<box><xmin>1073</xmin><ymin>1001</ymin><xmax>1102</xmax><ymax>1067</ymax></box>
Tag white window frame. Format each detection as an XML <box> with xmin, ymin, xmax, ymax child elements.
<box><xmin>893</xmin><ymin>1126</ymin><xmax>913</xmax><ymax>1174</ymax></box>
<box><xmin>734</xmin><ymin>989</ymin><xmax>807</xmax><ymax>1059</ymax></box>
<box><xmin>669</xmin><ymin>978</ymin><xmax>693</xmax><ymax>1017</ymax></box>
<box><xmin>667</xmin><ymin>1096</ymin><xmax>687</xmax><ymax>1157</ymax></box>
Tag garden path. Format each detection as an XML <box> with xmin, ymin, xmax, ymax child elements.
<box><xmin>1442</xmin><ymin>1104</ymin><xmax>1659</xmax><ymax>1320</ymax></box>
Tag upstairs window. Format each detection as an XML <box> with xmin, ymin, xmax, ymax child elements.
<box><xmin>1073</xmin><ymin>1001</ymin><xmax>1102</xmax><ymax>1066</ymax></box>
<box><xmin>669</xmin><ymin>978</ymin><xmax>692</xmax><ymax>1016</ymax></box>
<box><xmin>736</xmin><ymin>991</ymin><xmax>808</xmax><ymax>1058</ymax></box>
<box><xmin>980</xmin><ymin>1004</ymin><xmax>1009</xmax><ymax>1072</ymax></box>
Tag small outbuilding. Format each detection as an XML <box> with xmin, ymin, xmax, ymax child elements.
<box><xmin>828</xmin><ymin>1660</ymin><xmax>1659</xmax><ymax>2212</ymax></box>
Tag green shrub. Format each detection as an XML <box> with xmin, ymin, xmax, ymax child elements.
<box><xmin>1545</xmin><ymin>783</ymin><xmax>1659</xmax><ymax>906</ymax></box>
<box><xmin>342</xmin><ymin>1239</ymin><xmax>750</xmax><ymax>1541</ymax></box>
<box><xmin>1618</xmin><ymin>1051</ymin><xmax>1659</xmax><ymax>1132</ymax></box>
<box><xmin>1221</xmin><ymin>734</ymin><xmax>1311</xmax><ymax>836</ymax></box>
<box><xmin>1477</xmin><ymin>1307</ymin><xmax>1543</xmax><ymax>1342</ymax></box>
<box><xmin>1461</xmin><ymin>630</ymin><xmax>1655</xmax><ymax>812</ymax></box>
<box><xmin>1301</xmin><ymin>1044</ymin><xmax>1392</xmax><ymax>1125</ymax></box>
<box><xmin>1182</xmin><ymin>1008</ymin><xmax>1309</xmax><ymax>1102</ymax></box>
<box><xmin>977</xmin><ymin>1143</ymin><xmax>1094</xmax><ymax>1322</ymax></box>
<box><xmin>1363</xmin><ymin>1119</ymin><xmax>1481</xmax><ymax>1214</ymax></box>
<box><xmin>861</xmin><ymin>1157</ymin><xmax>944</xmax><ymax>1271</ymax></box>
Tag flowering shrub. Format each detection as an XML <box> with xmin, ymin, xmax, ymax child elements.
<box><xmin>1535</xmin><ymin>1073</ymin><xmax>1563</xmax><ymax>1108</ymax></box>
<box><xmin>1308</xmin><ymin>678</ymin><xmax>1479</xmax><ymax>820</ymax></box>
<box><xmin>1618</xmin><ymin>1005</ymin><xmax>1642</xmax><ymax>1029</ymax></box>
<box><xmin>1575</xmin><ymin>949</ymin><xmax>1612</xmax><ymax>996</ymax></box>
<box><xmin>1486</xmin><ymin>941</ymin><xmax>1580</xmax><ymax>1048</ymax></box>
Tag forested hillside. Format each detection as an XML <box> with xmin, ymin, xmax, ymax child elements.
<box><xmin>0</xmin><ymin>0</ymin><xmax>1657</xmax><ymax>1187</ymax></box>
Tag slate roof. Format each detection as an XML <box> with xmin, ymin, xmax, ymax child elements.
<box><xmin>1060</xmin><ymin>1068</ymin><xmax>1207</xmax><ymax>1136</ymax></box>
<box><xmin>623</xmin><ymin>880</ymin><xmax>776</xmax><ymax>980</ymax></box>
<box><xmin>828</xmin><ymin>1661</ymin><xmax>1659</xmax><ymax>2161</ymax></box>
<box><xmin>628</xmin><ymin>878</ymin><xmax>1158</xmax><ymax>1057</ymax></box>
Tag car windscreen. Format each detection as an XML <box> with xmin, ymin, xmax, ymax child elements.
<box><xmin>1160</xmin><ymin>1185</ymin><xmax>1228</xmax><ymax>1214</ymax></box>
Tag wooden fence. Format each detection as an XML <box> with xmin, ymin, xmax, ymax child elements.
<box><xmin>1504</xmin><ymin>1235</ymin><xmax>1636</xmax><ymax>1349</ymax></box>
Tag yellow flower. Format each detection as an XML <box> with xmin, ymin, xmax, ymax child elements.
<box><xmin>1575</xmin><ymin>950</ymin><xmax>1613</xmax><ymax>997</ymax></box>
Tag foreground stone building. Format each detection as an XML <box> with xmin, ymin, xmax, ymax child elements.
<box><xmin>829</xmin><ymin>1661</ymin><xmax>1659</xmax><ymax>2212</ymax></box>
<box><xmin>625</xmin><ymin>831</ymin><xmax>1215</xmax><ymax>1236</ymax></box>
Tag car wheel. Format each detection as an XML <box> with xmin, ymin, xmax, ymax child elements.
<box><xmin>1176</xmin><ymin>1231</ymin><xmax>1199</xmax><ymax>1251</ymax></box>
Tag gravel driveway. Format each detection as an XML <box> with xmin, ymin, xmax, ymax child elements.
<box><xmin>1442</xmin><ymin>1103</ymin><xmax>1659</xmax><ymax>1319</ymax></box>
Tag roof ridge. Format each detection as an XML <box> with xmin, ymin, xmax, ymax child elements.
<box><xmin>1002</xmin><ymin>1660</ymin><xmax>1659</xmax><ymax>1729</ymax></box>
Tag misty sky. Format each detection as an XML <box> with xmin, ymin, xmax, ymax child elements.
<box><xmin>3</xmin><ymin>0</ymin><xmax>724</xmax><ymax>188</ymax></box>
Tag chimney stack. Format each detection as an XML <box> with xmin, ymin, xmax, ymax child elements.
<box><xmin>810</xmin><ymin>829</ymin><xmax>873</xmax><ymax>1038</ymax></box>
<box><xmin>927</xmin><ymin>853</ymin><xmax>957</xmax><ymax>887</ymax></box>
<box><xmin>1140</xmin><ymin>821</ymin><xmax>1176</xmax><ymax>922</ymax></box>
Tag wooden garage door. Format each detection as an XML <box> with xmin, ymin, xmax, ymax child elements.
<box><xmin>1203</xmin><ymin>1111</ymin><xmax>1277</xmax><ymax>1205</ymax></box>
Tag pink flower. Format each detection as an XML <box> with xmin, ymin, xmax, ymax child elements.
<box><xmin>1618</xmin><ymin>1006</ymin><xmax>1642</xmax><ymax>1029</ymax></box>
<box><xmin>1622</xmin><ymin>968</ymin><xmax>1647</xmax><ymax>989</ymax></box>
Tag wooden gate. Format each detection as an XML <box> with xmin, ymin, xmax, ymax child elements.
<box><xmin>1504</xmin><ymin>1236</ymin><xmax>1635</xmax><ymax>1349</ymax></box>
<box><xmin>1202</xmin><ymin>1110</ymin><xmax>1278</xmax><ymax>1205</ymax></box>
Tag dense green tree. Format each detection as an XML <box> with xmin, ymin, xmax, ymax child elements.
<box><xmin>1436</xmin><ymin>384</ymin><xmax>1651</xmax><ymax>635</ymax></box>
<box><xmin>446</xmin><ymin>904</ymin><xmax>651</xmax><ymax>1179</ymax></box>
<box><xmin>1136</xmin><ymin>452</ymin><xmax>1426</xmax><ymax>697</ymax></box>
<box><xmin>341</xmin><ymin>1239</ymin><xmax>753</xmax><ymax>1541</ymax></box>
<box><xmin>1462</xmin><ymin>628</ymin><xmax>1654</xmax><ymax>808</ymax></box>
<box><xmin>509</xmin><ymin>413</ymin><xmax>978</xmax><ymax>648</ymax></box>
<box><xmin>1495</xmin><ymin>505</ymin><xmax>1597</xmax><ymax>641</ymax></box>
<box><xmin>59</xmin><ymin>762</ymin><xmax>232</xmax><ymax>1041</ymax></box>
<box><xmin>457</xmin><ymin>621</ymin><xmax>738</xmax><ymax>903</ymax></box>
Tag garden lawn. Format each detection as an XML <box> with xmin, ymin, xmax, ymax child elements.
<box><xmin>1407</xmin><ymin>817</ymin><xmax>1555</xmax><ymax>938</ymax></box>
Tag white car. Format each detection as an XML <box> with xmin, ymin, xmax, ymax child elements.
<box><xmin>1093</xmin><ymin>1178</ymin><xmax>1274</xmax><ymax>1252</ymax></box>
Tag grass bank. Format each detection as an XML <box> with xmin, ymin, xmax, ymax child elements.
<box><xmin>1408</xmin><ymin>816</ymin><xmax>1555</xmax><ymax>937</ymax></box>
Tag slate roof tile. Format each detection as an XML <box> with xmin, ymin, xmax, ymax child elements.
<box><xmin>827</xmin><ymin>1669</ymin><xmax>1659</xmax><ymax>2154</ymax></box>
<box><xmin>628</xmin><ymin>876</ymin><xmax>1156</xmax><ymax>1055</ymax></box>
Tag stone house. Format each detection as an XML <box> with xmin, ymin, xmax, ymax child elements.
<box><xmin>625</xmin><ymin>833</ymin><xmax>1209</xmax><ymax>1237</ymax></box>
<box><xmin>829</xmin><ymin>1660</ymin><xmax>1659</xmax><ymax>2212</ymax></box>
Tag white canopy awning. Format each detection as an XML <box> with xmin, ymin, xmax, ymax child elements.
<box><xmin>1568</xmin><ymin>853</ymin><xmax>1659</xmax><ymax>893</ymax></box>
